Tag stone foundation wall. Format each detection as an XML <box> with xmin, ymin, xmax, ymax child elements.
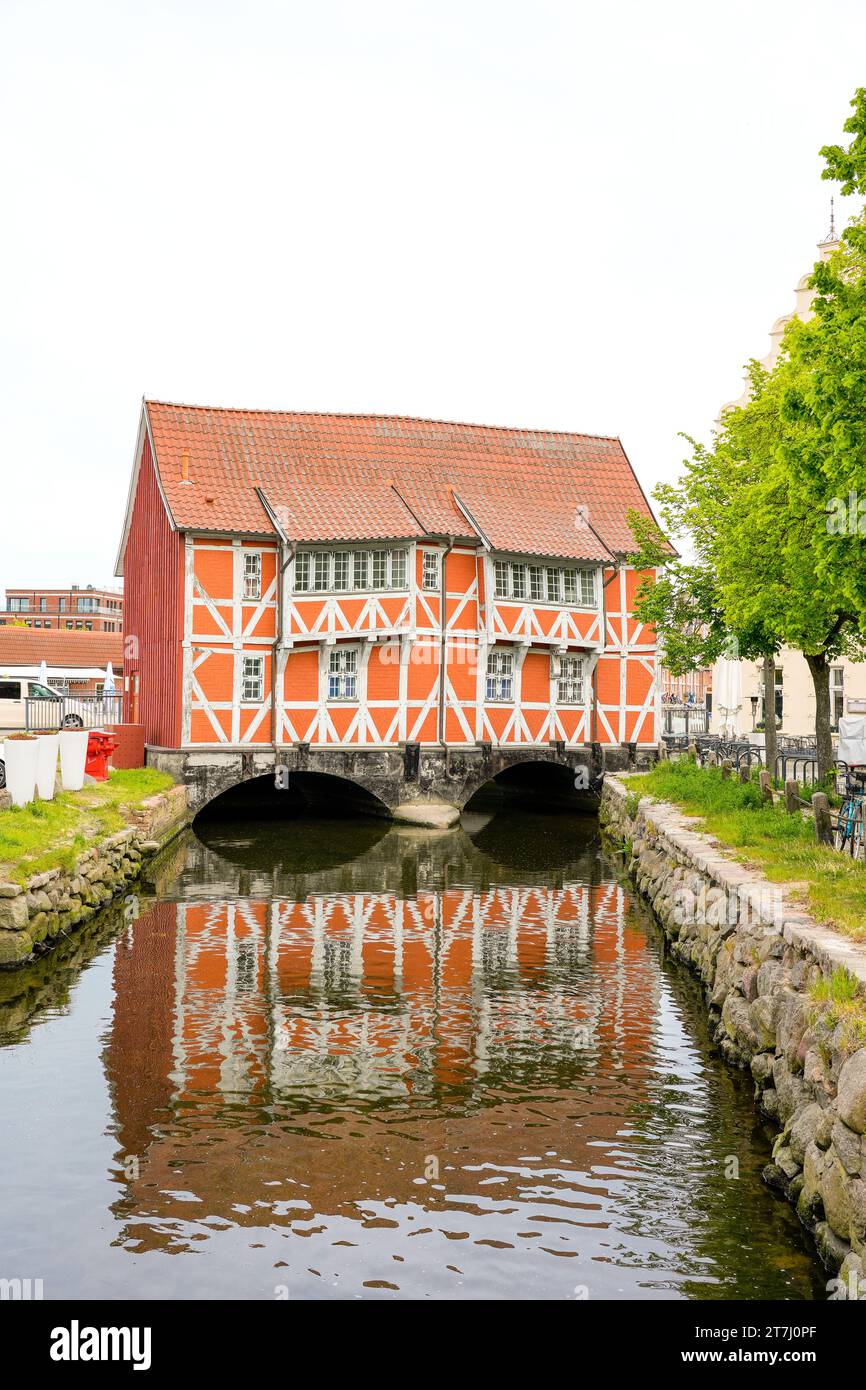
<box><xmin>0</xmin><ymin>784</ymin><xmax>188</xmax><ymax>969</ymax></box>
<box><xmin>145</xmin><ymin>741</ymin><xmax>655</xmax><ymax>824</ymax></box>
<box><xmin>601</xmin><ymin>774</ymin><xmax>866</xmax><ymax>1295</ymax></box>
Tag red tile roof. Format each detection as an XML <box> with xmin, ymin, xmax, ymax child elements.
<box><xmin>0</xmin><ymin>627</ymin><xmax>124</xmax><ymax>669</ymax></box>
<box><xmin>140</xmin><ymin>401</ymin><xmax>663</xmax><ymax>563</ymax></box>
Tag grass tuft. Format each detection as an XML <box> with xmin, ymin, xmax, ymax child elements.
<box><xmin>0</xmin><ymin>768</ymin><xmax>174</xmax><ymax>884</ymax></box>
<box><xmin>626</xmin><ymin>761</ymin><xmax>866</xmax><ymax>941</ymax></box>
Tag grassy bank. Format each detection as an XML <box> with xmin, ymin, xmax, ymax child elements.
<box><xmin>625</xmin><ymin>760</ymin><xmax>866</xmax><ymax>942</ymax></box>
<box><xmin>0</xmin><ymin>768</ymin><xmax>175</xmax><ymax>885</ymax></box>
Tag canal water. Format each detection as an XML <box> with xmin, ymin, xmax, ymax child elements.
<box><xmin>0</xmin><ymin>809</ymin><xmax>826</xmax><ymax>1300</ymax></box>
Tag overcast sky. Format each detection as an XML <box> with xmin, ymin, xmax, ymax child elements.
<box><xmin>1</xmin><ymin>0</ymin><xmax>864</xmax><ymax>595</ymax></box>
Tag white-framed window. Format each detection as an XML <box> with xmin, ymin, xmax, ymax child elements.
<box><xmin>328</xmin><ymin>646</ymin><xmax>358</xmax><ymax>700</ymax></box>
<box><xmin>372</xmin><ymin>550</ymin><xmax>389</xmax><ymax>589</ymax></box>
<box><xmin>313</xmin><ymin>552</ymin><xmax>329</xmax><ymax>591</ymax></box>
<box><xmin>831</xmin><ymin>666</ymin><xmax>844</xmax><ymax>731</ymax></box>
<box><xmin>291</xmin><ymin>548</ymin><xmax>409</xmax><ymax>594</ymax></box>
<box><xmin>556</xmin><ymin>654</ymin><xmax>585</xmax><ymax>704</ymax></box>
<box><xmin>486</xmin><ymin>648</ymin><xmax>514</xmax><ymax>701</ymax></box>
<box><xmin>352</xmin><ymin>551</ymin><xmax>369</xmax><ymax>590</ymax></box>
<box><xmin>333</xmin><ymin>552</ymin><xmax>349</xmax><ymax>590</ymax></box>
<box><xmin>294</xmin><ymin>552</ymin><xmax>310</xmax><ymax>591</ymax></box>
<box><xmin>423</xmin><ymin>551</ymin><xmax>440</xmax><ymax>591</ymax></box>
<box><xmin>489</xmin><ymin>559</ymin><xmax>597</xmax><ymax>607</ymax></box>
<box><xmin>241</xmin><ymin>655</ymin><xmax>264</xmax><ymax>702</ymax></box>
<box><xmin>243</xmin><ymin>552</ymin><xmax>262</xmax><ymax>600</ymax></box>
<box><xmin>391</xmin><ymin>549</ymin><xmax>407</xmax><ymax>588</ymax></box>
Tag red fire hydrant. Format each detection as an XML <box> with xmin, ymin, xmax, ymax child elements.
<box><xmin>85</xmin><ymin>729</ymin><xmax>119</xmax><ymax>781</ymax></box>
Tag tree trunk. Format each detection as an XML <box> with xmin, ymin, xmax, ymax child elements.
<box><xmin>804</xmin><ymin>652</ymin><xmax>833</xmax><ymax>782</ymax></box>
<box><xmin>762</xmin><ymin>654</ymin><xmax>778</xmax><ymax>779</ymax></box>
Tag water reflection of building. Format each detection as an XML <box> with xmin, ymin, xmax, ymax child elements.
<box><xmin>103</xmin><ymin>826</ymin><xmax>662</xmax><ymax>1254</ymax></box>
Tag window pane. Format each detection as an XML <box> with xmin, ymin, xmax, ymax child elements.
<box><xmin>243</xmin><ymin>553</ymin><xmax>261</xmax><ymax>600</ymax></box>
<box><xmin>333</xmin><ymin>553</ymin><xmax>349</xmax><ymax>590</ymax></box>
<box><xmin>327</xmin><ymin>646</ymin><xmax>358</xmax><ymax>698</ymax></box>
<box><xmin>294</xmin><ymin>553</ymin><xmax>310</xmax><ymax>591</ymax></box>
<box><xmin>391</xmin><ymin>550</ymin><xmax>407</xmax><ymax>587</ymax></box>
<box><xmin>563</xmin><ymin>569</ymin><xmax>576</xmax><ymax>603</ymax></box>
<box><xmin>353</xmin><ymin>552</ymin><xmax>369</xmax><ymax>589</ymax></box>
<box><xmin>579</xmin><ymin>570</ymin><xmax>595</xmax><ymax>605</ymax></box>
<box><xmin>546</xmin><ymin>568</ymin><xmax>561</xmax><ymax>602</ymax></box>
<box><xmin>423</xmin><ymin>552</ymin><xmax>439</xmax><ymax>590</ymax></box>
<box><xmin>494</xmin><ymin>561</ymin><xmax>509</xmax><ymax>598</ymax></box>
<box><xmin>511</xmin><ymin>564</ymin><xmax>526</xmax><ymax>598</ymax></box>
<box><xmin>372</xmin><ymin>550</ymin><xmax>388</xmax><ymax>588</ymax></box>
<box><xmin>529</xmin><ymin>566</ymin><xmax>543</xmax><ymax>601</ymax></box>
<box><xmin>241</xmin><ymin>656</ymin><xmax>263</xmax><ymax>701</ymax></box>
<box><xmin>313</xmin><ymin>553</ymin><xmax>329</xmax><ymax>590</ymax></box>
<box><xmin>486</xmin><ymin>649</ymin><xmax>513</xmax><ymax>700</ymax></box>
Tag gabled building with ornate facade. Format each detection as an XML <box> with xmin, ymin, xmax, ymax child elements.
<box><xmin>115</xmin><ymin>401</ymin><xmax>662</xmax><ymax>821</ymax></box>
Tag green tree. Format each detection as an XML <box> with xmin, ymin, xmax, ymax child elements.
<box><xmin>635</xmin><ymin>87</ymin><xmax>866</xmax><ymax>780</ymax></box>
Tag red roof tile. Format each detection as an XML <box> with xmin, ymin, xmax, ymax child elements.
<box><xmin>0</xmin><ymin>627</ymin><xmax>124</xmax><ymax>670</ymax></box>
<box><xmin>140</xmin><ymin>401</ymin><xmax>662</xmax><ymax>563</ymax></box>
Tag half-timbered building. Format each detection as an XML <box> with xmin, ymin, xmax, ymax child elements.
<box><xmin>116</xmin><ymin>401</ymin><xmax>661</xmax><ymax>816</ymax></box>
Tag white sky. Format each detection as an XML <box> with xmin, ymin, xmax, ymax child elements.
<box><xmin>1</xmin><ymin>0</ymin><xmax>864</xmax><ymax>595</ymax></box>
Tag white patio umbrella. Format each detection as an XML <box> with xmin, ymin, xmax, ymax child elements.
<box><xmin>714</xmin><ymin>655</ymin><xmax>742</xmax><ymax>738</ymax></box>
<box><xmin>103</xmin><ymin>662</ymin><xmax>116</xmax><ymax>695</ymax></box>
<box><xmin>38</xmin><ymin>658</ymin><xmax>48</xmax><ymax>687</ymax></box>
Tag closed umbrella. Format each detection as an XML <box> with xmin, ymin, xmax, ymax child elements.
<box><xmin>103</xmin><ymin>662</ymin><xmax>116</xmax><ymax>695</ymax></box>
<box><xmin>714</xmin><ymin>656</ymin><xmax>742</xmax><ymax>737</ymax></box>
<box><xmin>38</xmin><ymin>659</ymin><xmax>48</xmax><ymax>688</ymax></box>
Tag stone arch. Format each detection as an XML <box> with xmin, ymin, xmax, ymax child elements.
<box><xmin>148</xmin><ymin>742</ymin><xmax>619</xmax><ymax>829</ymax></box>
<box><xmin>457</xmin><ymin>750</ymin><xmax>598</xmax><ymax>813</ymax></box>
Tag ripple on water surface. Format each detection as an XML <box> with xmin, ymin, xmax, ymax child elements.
<box><xmin>0</xmin><ymin>812</ymin><xmax>826</xmax><ymax>1300</ymax></box>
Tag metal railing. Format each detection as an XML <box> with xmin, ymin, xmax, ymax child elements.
<box><xmin>24</xmin><ymin>694</ymin><xmax>123</xmax><ymax>731</ymax></box>
<box><xmin>661</xmin><ymin>703</ymin><xmax>709</xmax><ymax>739</ymax></box>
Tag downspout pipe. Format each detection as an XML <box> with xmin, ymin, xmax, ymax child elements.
<box><xmin>254</xmin><ymin>488</ymin><xmax>297</xmax><ymax>749</ymax></box>
<box><xmin>592</xmin><ymin>560</ymin><xmax>621</xmax><ymax>745</ymax></box>
<box><xmin>438</xmin><ymin>535</ymin><xmax>456</xmax><ymax>745</ymax></box>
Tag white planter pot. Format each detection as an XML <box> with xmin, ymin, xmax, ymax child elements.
<box><xmin>35</xmin><ymin>733</ymin><xmax>61</xmax><ymax>801</ymax></box>
<box><xmin>5</xmin><ymin>737</ymin><xmax>40</xmax><ymax>807</ymax></box>
<box><xmin>59</xmin><ymin>730</ymin><xmax>89</xmax><ymax>792</ymax></box>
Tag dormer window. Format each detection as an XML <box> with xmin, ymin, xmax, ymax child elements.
<box><xmin>291</xmin><ymin>547</ymin><xmax>410</xmax><ymax>594</ymax></box>
<box><xmin>491</xmin><ymin>558</ymin><xmax>597</xmax><ymax>607</ymax></box>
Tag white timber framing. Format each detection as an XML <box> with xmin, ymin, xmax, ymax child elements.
<box><xmin>181</xmin><ymin>532</ymin><xmax>657</xmax><ymax>751</ymax></box>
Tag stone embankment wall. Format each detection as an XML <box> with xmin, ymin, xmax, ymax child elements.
<box><xmin>0</xmin><ymin>785</ymin><xmax>188</xmax><ymax>969</ymax></box>
<box><xmin>601</xmin><ymin>774</ymin><xmax>866</xmax><ymax>1294</ymax></box>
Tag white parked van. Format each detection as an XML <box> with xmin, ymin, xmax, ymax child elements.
<box><xmin>0</xmin><ymin>678</ymin><xmax>69</xmax><ymax>732</ymax></box>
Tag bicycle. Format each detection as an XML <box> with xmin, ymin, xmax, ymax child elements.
<box><xmin>834</xmin><ymin>766</ymin><xmax>866</xmax><ymax>857</ymax></box>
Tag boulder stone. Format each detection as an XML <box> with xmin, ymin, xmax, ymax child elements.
<box><xmin>0</xmin><ymin>930</ymin><xmax>33</xmax><ymax>965</ymax></box>
<box><xmin>836</xmin><ymin>1050</ymin><xmax>866</xmax><ymax>1136</ymax></box>
<box><xmin>0</xmin><ymin>895</ymin><xmax>29</xmax><ymax>932</ymax></box>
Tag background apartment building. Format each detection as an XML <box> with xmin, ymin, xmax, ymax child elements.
<box><xmin>0</xmin><ymin>584</ymin><xmax>123</xmax><ymax>632</ymax></box>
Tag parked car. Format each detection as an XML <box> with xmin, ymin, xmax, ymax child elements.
<box><xmin>0</xmin><ymin>678</ymin><xmax>85</xmax><ymax>732</ymax></box>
